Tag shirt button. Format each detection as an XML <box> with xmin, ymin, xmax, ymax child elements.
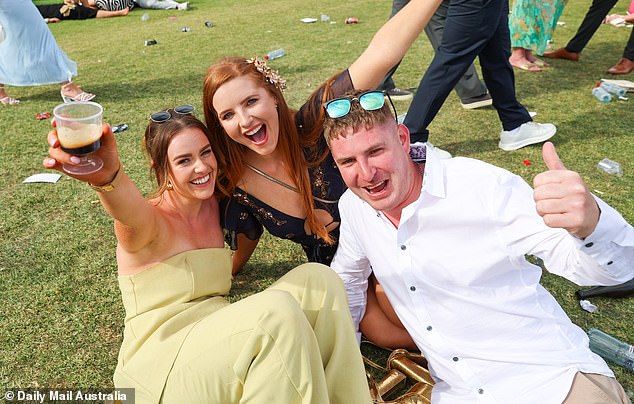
<box><xmin>426</xmin><ymin>326</ymin><xmax>432</xmax><ymax>331</ymax></box>
<box><xmin>410</xmin><ymin>286</ymin><xmax>416</xmax><ymax>292</ymax></box>
<box><xmin>400</xmin><ymin>245</ymin><xmax>407</xmax><ymax>251</ymax></box>
<box><xmin>452</xmin><ymin>356</ymin><xmax>459</xmax><ymax>362</ymax></box>
<box><xmin>478</xmin><ymin>389</ymin><xmax>484</xmax><ymax>394</ymax></box>
<box><xmin>584</xmin><ymin>242</ymin><xmax>594</xmax><ymax>248</ymax></box>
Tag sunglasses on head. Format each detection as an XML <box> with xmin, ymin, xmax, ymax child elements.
<box><xmin>150</xmin><ymin>104</ymin><xmax>195</xmax><ymax>123</ymax></box>
<box><xmin>323</xmin><ymin>90</ymin><xmax>397</xmax><ymax>120</ymax></box>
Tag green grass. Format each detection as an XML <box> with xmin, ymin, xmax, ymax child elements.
<box><xmin>1</xmin><ymin>0</ymin><xmax>632</xmax><ymax>397</ymax></box>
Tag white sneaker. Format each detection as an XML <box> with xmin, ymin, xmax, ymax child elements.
<box><xmin>499</xmin><ymin>122</ymin><xmax>556</xmax><ymax>151</ymax></box>
<box><xmin>177</xmin><ymin>2</ymin><xmax>190</xmax><ymax>10</ymax></box>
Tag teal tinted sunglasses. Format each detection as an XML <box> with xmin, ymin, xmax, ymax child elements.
<box><xmin>324</xmin><ymin>91</ymin><xmax>397</xmax><ymax>120</ymax></box>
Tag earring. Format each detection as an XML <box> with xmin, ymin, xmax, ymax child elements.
<box><xmin>166</xmin><ymin>180</ymin><xmax>173</xmax><ymax>189</ymax></box>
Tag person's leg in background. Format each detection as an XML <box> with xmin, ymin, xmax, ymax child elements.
<box><xmin>543</xmin><ymin>0</ymin><xmax>619</xmax><ymax>60</ymax></box>
<box><xmin>376</xmin><ymin>0</ymin><xmax>414</xmax><ymax>100</ymax></box>
<box><xmin>135</xmin><ymin>0</ymin><xmax>189</xmax><ymax>10</ymax></box>
<box><xmin>424</xmin><ymin>0</ymin><xmax>492</xmax><ymax>109</ymax></box>
<box><xmin>403</xmin><ymin>0</ymin><xmax>503</xmax><ymax>143</ymax></box>
<box><xmin>607</xmin><ymin>29</ymin><xmax>634</xmax><ymax>74</ymax></box>
<box><xmin>478</xmin><ymin>0</ymin><xmax>556</xmax><ymax>150</ymax></box>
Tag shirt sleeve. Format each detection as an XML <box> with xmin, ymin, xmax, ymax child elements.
<box><xmin>330</xmin><ymin>191</ymin><xmax>372</xmax><ymax>343</ymax></box>
<box><xmin>219</xmin><ymin>194</ymin><xmax>264</xmax><ymax>250</ymax></box>
<box><xmin>492</xmin><ymin>170</ymin><xmax>634</xmax><ymax>286</ymax></box>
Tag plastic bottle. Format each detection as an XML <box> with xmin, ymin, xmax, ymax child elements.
<box><xmin>320</xmin><ymin>14</ymin><xmax>330</xmax><ymax>22</ymax></box>
<box><xmin>599</xmin><ymin>81</ymin><xmax>627</xmax><ymax>97</ymax></box>
<box><xmin>597</xmin><ymin>158</ymin><xmax>623</xmax><ymax>177</ymax></box>
<box><xmin>587</xmin><ymin>328</ymin><xmax>634</xmax><ymax>372</ymax></box>
<box><xmin>264</xmin><ymin>48</ymin><xmax>285</xmax><ymax>60</ymax></box>
<box><xmin>592</xmin><ymin>86</ymin><xmax>612</xmax><ymax>102</ymax></box>
<box><xmin>577</xmin><ymin>277</ymin><xmax>634</xmax><ymax>299</ymax></box>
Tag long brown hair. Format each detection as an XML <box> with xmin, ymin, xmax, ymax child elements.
<box><xmin>143</xmin><ymin>112</ymin><xmax>213</xmax><ymax>199</ymax></box>
<box><xmin>202</xmin><ymin>56</ymin><xmax>334</xmax><ymax>243</ymax></box>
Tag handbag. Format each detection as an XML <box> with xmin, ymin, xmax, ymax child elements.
<box><xmin>363</xmin><ymin>342</ymin><xmax>434</xmax><ymax>403</ymax></box>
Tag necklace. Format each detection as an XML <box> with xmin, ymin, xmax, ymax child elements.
<box><xmin>246</xmin><ymin>163</ymin><xmax>299</xmax><ymax>192</ymax></box>
<box><xmin>245</xmin><ymin>163</ymin><xmax>338</xmax><ymax>204</ymax></box>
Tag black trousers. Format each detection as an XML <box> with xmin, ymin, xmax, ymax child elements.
<box><xmin>565</xmin><ymin>0</ymin><xmax>634</xmax><ymax>60</ymax></box>
<box><xmin>404</xmin><ymin>0</ymin><xmax>531</xmax><ymax>142</ymax></box>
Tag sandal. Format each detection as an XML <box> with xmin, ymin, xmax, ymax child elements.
<box><xmin>60</xmin><ymin>81</ymin><xmax>96</xmax><ymax>103</ymax></box>
<box><xmin>530</xmin><ymin>58</ymin><xmax>550</xmax><ymax>68</ymax></box>
<box><xmin>0</xmin><ymin>85</ymin><xmax>20</xmax><ymax>105</ymax></box>
<box><xmin>1</xmin><ymin>96</ymin><xmax>20</xmax><ymax>105</ymax></box>
<box><xmin>511</xmin><ymin>62</ymin><xmax>542</xmax><ymax>72</ymax></box>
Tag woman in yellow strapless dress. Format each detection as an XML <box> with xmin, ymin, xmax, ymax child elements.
<box><xmin>44</xmin><ymin>108</ymin><xmax>370</xmax><ymax>403</ymax></box>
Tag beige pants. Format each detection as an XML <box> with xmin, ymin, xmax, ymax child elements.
<box><xmin>563</xmin><ymin>372</ymin><xmax>632</xmax><ymax>404</ymax></box>
<box><xmin>162</xmin><ymin>263</ymin><xmax>371</xmax><ymax>404</ymax></box>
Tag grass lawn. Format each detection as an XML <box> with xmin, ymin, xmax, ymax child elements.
<box><xmin>2</xmin><ymin>0</ymin><xmax>633</xmax><ymax>397</ymax></box>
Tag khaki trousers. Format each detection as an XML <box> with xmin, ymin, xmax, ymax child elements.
<box><xmin>563</xmin><ymin>372</ymin><xmax>632</xmax><ymax>404</ymax></box>
<box><xmin>162</xmin><ymin>263</ymin><xmax>371</xmax><ymax>404</ymax></box>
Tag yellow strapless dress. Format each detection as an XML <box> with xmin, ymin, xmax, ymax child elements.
<box><xmin>114</xmin><ymin>248</ymin><xmax>232</xmax><ymax>403</ymax></box>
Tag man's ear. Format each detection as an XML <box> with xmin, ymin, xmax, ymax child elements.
<box><xmin>397</xmin><ymin>123</ymin><xmax>411</xmax><ymax>151</ymax></box>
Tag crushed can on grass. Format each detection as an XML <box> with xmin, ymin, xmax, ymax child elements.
<box><xmin>204</xmin><ymin>21</ymin><xmax>214</xmax><ymax>27</ymax></box>
<box><xmin>112</xmin><ymin>124</ymin><xmax>129</xmax><ymax>134</ymax></box>
<box><xmin>144</xmin><ymin>39</ymin><xmax>158</xmax><ymax>46</ymax></box>
<box><xmin>345</xmin><ymin>17</ymin><xmax>358</xmax><ymax>24</ymax></box>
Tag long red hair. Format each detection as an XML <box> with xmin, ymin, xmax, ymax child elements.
<box><xmin>202</xmin><ymin>57</ymin><xmax>335</xmax><ymax>243</ymax></box>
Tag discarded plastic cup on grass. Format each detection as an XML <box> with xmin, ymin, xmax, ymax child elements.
<box><xmin>592</xmin><ymin>86</ymin><xmax>612</xmax><ymax>102</ymax></box>
<box><xmin>320</xmin><ymin>14</ymin><xmax>330</xmax><ymax>22</ymax></box>
<box><xmin>597</xmin><ymin>158</ymin><xmax>623</xmax><ymax>177</ymax></box>
<box><xmin>141</xmin><ymin>13</ymin><xmax>150</xmax><ymax>21</ymax></box>
<box><xmin>144</xmin><ymin>39</ymin><xmax>158</xmax><ymax>46</ymax></box>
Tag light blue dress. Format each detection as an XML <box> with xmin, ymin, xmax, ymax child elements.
<box><xmin>0</xmin><ymin>0</ymin><xmax>77</xmax><ymax>86</ymax></box>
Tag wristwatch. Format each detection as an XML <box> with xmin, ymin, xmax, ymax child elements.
<box><xmin>89</xmin><ymin>164</ymin><xmax>123</xmax><ymax>193</ymax></box>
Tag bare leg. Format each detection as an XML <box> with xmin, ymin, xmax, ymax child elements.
<box><xmin>60</xmin><ymin>81</ymin><xmax>95</xmax><ymax>102</ymax></box>
<box><xmin>96</xmin><ymin>7</ymin><xmax>129</xmax><ymax>18</ymax></box>
<box><xmin>509</xmin><ymin>47</ymin><xmax>542</xmax><ymax>71</ymax></box>
<box><xmin>360</xmin><ymin>274</ymin><xmax>417</xmax><ymax>350</ymax></box>
<box><xmin>0</xmin><ymin>84</ymin><xmax>20</xmax><ymax>105</ymax></box>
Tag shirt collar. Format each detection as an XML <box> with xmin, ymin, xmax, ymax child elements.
<box><xmin>420</xmin><ymin>142</ymin><xmax>447</xmax><ymax>200</ymax></box>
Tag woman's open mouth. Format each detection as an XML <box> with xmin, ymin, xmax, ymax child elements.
<box><xmin>244</xmin><ymin>124</ymin><xmax>268</xmax><ymax>145</ymax></box>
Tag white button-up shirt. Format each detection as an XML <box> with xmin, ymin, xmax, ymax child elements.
<box><xmin>331</xmin><ymin>146</ymin><xmax>634</xmax><ymax>404</ymax></box>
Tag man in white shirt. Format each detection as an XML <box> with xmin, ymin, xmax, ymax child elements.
<box><xmin>323</xmin><ymin>89</ymin><xmax>634</xmax><ymax>403</ymax></box>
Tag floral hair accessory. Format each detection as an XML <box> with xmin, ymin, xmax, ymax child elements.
<box><xmin>246</xmin><ymin>57</ymin><xmax>287</xmax><ymax>91</ymax></box>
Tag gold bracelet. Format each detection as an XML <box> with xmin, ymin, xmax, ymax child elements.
<box><xmin>89</xmin><ymin>163</ymin><xmax>123</xmax><ymax>193</ymax></box>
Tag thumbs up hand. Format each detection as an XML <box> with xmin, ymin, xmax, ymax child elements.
<box><xmin>533</xmin><ymin>142</ymin><xmax>600</xmax><ymax>239</ymax></box>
